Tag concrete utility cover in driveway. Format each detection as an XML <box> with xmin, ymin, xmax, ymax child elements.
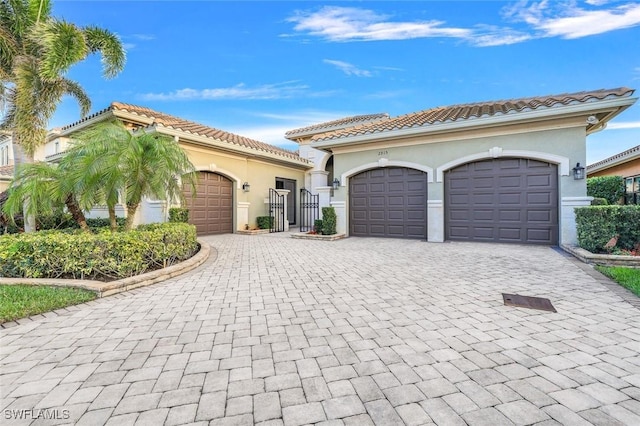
<box><xmin>1</xmin><ymin>234</ymin><xmax>640</xmax><ymax>425</ymax></box>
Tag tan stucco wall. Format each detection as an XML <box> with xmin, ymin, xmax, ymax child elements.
<box><xmin>588</xmin><ymin>158</ymin><xmax>640</xmax><ymax>178</ymax></box>
<box><xmin>181</xmin><ymin>143</ymin><xmax>306</xmax><ymax>230</ymax></box>
<box><xmin>0</xmin><ymin>179</ymin><xmax>10</xmax><ymax>193</ymax></box>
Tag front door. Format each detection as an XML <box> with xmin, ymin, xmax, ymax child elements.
<box><xmin>276</xmin><ymin>177</ymin><xmax>296</xmax><ymax>225</ymax></box>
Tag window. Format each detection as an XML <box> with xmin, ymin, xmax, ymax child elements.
<box><xmin>625</xmin><ymin>176</ymin><xmax>640</xmax><ymax>205</ymax></box>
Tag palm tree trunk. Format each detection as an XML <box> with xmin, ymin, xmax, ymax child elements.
<box><xmin>65</xmin><ymin>194</ymin><xmax>90</xmax><ymax>232</ymax></box>
<box><xmin>108</xmin><ymin>204</ymin><xmax>117</xmax><ymax>231</ymax></box>
<box><xmin>11</xmin><ymin>135</ymin><xmax>36</xmax><ymax>232</ymax></box>
<box><xmin>124</xmin><ymin>203</ymin><xmax>139</xmax><ymax>230</ymax></box>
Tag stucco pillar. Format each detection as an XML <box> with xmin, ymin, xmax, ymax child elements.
<box><xmin>560</xmin><ymin>196</ymin><xmax>592</xmax><ymax>246</ymax></box>
<box><xmin>428</xmin><ymin>200</ymin><xmax>444</xmax><ymax>242</ymax></box>
<box><xmin>330</xmin><ymin>201</ymin><xmax>346</xmax><ymax>234</ymax></box>
<box><xmin>316</xmin><ymin>186</ymin><xmax>332</xmax><ymax>210</ymax></box>
<box><xmin>310</xmin><ymin>170</ymin><xmax>329</xmax><ymax>192</ymax></box>
<box><xmin>237</xmin><ymin>201</ymin><xmax>250</xmax><ymax>231</ymax></box>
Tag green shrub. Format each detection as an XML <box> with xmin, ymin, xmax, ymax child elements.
<box><xmin>169</xmin><ymin>207</ymin><xmax>189</xmax><ymax>223</ymax></box>
<box><xmin>314</xmin><ymin>219</ymin><xmax>324</xmax><ymax>234</ymax></box>
<box><xmin>321</xmin><ymin>207</ymin><xmax>337</xmax><ymax>235</ymax></box>
<box><xmin>0</xmin><ymin>223</ymin><xmax>198</xmax><ymax>280</ymax></box>
<box><xmin>257</xmin><ymin>216</ymin><xmax>273</xmax><ymax>229</ymax></box>
<box><xmin>86</xmin><ymin>217</ymin><xmax>126</xmax><ymax>229</ymax></box>
<box><xmin>590</xmin><ymin>197</ymin><xmax>608</xmax><ymax>206</ymax></box>
<box><xmin>36</xmin><ymin>211</ymin><xmax>76</xmax><ymax>230</ymax></box>
<box><xmin>575</xmin><ymin>205</ymin><xmax>640</xmax><ymax>253</ymax></box>
<box><xmin>587</xmin><ymin>176</ymin><xmax>625</xmax><ymax>205</ymax></box>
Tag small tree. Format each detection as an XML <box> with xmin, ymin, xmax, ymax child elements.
<box><xmin>587</xmin><ymin>176</ymin><xmax>625</xmax><ymax>205</ymax></box>
<box><xmin>69</xmin><ymin>122</ymin><xmax>196</xmax><ymax>231</ymax></box>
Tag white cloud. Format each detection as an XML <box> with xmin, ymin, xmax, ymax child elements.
<box><xmin>140</xmin><ymin>82</ymin><xmax>309</xmax><ymax>101</ymax></box>
<box><xmin>287</xmin><ymin>3</ymin><xmax>640</xmax><ymax>47</ymax></box>
<box><xmin>607</xmin><ymin>121</ymin><xmax>640</xmax><ymax>130</ymax></box>
<box><xmin>507</xmin><ymin>1</ymin><xmax>640</xmax><ymax>39</ymax></box>
<box><xmin>323</xmin><ymin>60</ymin><xmax>372</xmax><ymax>77</ymax></box>
<box><xmin>287</xmin><ymin>6</ymin><xmax>471</xmax><ymax>42</ymax></box>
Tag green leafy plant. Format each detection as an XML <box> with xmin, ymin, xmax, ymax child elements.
<box><xmin>321</xmin><ymin>207</ymin><xmax>337</xmax><ymax>235</ymax></box>
<box><xmin>314</xmin><ymin>219</ymin><xmax>324</xmax><ymax>234</ymax></box>
<box><xmin>590</xmin><ymin>197</ymin><xmax>608</xmax><ymax>206</ymax></box>
<box><xmin>169</xmin><ymin>208</ymin><xmax>189</xmax><ymax>223</ymax></box>
<box><xmin>257</xmin><ymin>216</ymin><xmax>273</xmax><ymax>229</ymax></box>
<box><xmin>575</xmin><ymin>205</ymin><xmax>640</xmax><ymax>253</ymax></box>
<box><xmin>587</xmin><ymin>176</ymin><xmax>625</xmax><ymax>205</ymax></box>
<box><xmin>0</xmin><ymin>223</ymin><xmax>198</xmax><ymax>280</ymax></box>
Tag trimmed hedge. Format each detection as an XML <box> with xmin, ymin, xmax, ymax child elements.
<box><xmin>0</xmin><ymin>223</ymin><xmax>198</xmax><ymax>280</ymax></box>
<box><xmin>257</xmin><ymin>216</ymin><xmax>273</xmax><ymax>229</ymax></box>
<box><xmin>587</xmin><ymin>176</ymin><xmax>625</xmax><ymax>205</ymax></box>
<box><xmin>575</xmin><ymin>205</ymin><xmax>640</xmax><ymax>253</ymax></box>
<box><xmin>321</xmin><ymin>207</ymin><xmax>337</xmax><ymax>235</ymax></box>
<box><xmin>169</xmin><ymin>207</ymin><xmax>189</xmax><ymax>223</ymax></box>
<box><xmin>314</xmin><ymin>219</ymin><xmax>324</xmax><ymax>234</ymax></box>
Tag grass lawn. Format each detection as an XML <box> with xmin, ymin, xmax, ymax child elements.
<box><xmin>0</xmin><ymin>285</ymin><xmax>97</xmax><ymax>324</ymax></box>
<box><xmin>595</xmin><ymin>266</ymin><xmax>640</xmax><ymax>297</ymax></box>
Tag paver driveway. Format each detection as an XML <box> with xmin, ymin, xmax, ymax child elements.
<box><xmin>1</xmin><ymin>233</ymin><xmax>640</xmax><ymax>426</ymax></box>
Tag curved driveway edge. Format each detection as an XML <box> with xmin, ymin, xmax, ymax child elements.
<box><xmin>0</xmin><ymin>239</ymin><xmax>214</xmax><ymax>298</ymax></box>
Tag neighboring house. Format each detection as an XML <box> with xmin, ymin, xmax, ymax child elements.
<box><xmin>289</xmin><ymin>87</ymin><xmax>636</xmax><ymax>246</ymax></box>
<box><xmin>587</xmin><ymin>144</ymin><xmax>640</xmax><ymax>204</ymax></box>
<box><xmin>0</xmin><ymin>131</ymin><xmax>14</xmax><ymax>192</ymax></box>
<box><xmin>41</xmin><ymin>103</ymin><xmax>312</xmax><ymax>234</ymax></box>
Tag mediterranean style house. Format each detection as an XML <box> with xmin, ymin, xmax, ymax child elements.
<box><xmin>587</xmin><ymin>144</ymin><xmax>640</xmax><ymax>205</ymax></box>
<box><xmin>1</xmin><ymin>87</ymin><xmax>637</xmax><ymax>245</ymax></box>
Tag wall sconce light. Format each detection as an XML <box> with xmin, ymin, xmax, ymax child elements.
<box><xmin>332</xmin><ymin>178</ymin><xmax>340</xmax><ymax>190</ymax></box>
<box><xmin>572</xmin><ymin>163</ymin><xmax>585</xmax><ymax>180</ymax></box>
<box><xmin>242</xmin><ymin>182</ymin><xmax>250</xmax><ymax>192</ymax></box>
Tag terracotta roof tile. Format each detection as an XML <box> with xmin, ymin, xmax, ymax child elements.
<box><xmin>587</xmin><ymin>144</ymin><xmax>640</xmax><ymax>171</ymax></box>
<box><xmin>60</xmin><ymin>102</ymin><xmax>308</xmax><ymax>163</ymax></box>
<box><xmin>110</xmin><ymin>102</ymin><xmax>305</xmax><ymax>161</ymax></box>
<box><xmin>285</xmin><ymin>113</ymin><xmax>390</xmax><ymax>139</ymax></box>
<box><xmin>312</xmin><ymin>87</ymin><xmax>635</xmax><ymax>142</ymax></box>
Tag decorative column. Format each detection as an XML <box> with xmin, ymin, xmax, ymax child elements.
<box><xmin>560</xmin><ymin>196</ymin><xmax>592</xmax><ymax>246</ymax></box>
<box><xmin>316</xmin><ymin>186</ymin><xmax>332</xmax><ymax>210</ymax></box>
<box><xmin>330</xmin><ymin>201</ymin><xmax>346</xmax><ymax>234</ymax></box>
<box><xmin>427</xmin><ymin>200</ymin><xmax>444</xmax><ymax>242</ymax></box>
<box><xmin>310</xmin><ymin>170</ymin><xmax>330</xmax><ymax>193</ymax></box>
<box><xmin>237</xmin><ymin>201</ymin><xmax>250</xmax><ymax>231</ymax></box>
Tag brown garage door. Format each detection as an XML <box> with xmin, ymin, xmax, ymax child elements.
<box><xmin>350</xmin><ymin>167</ymin><xmax>427</xmax><ymax>239</ymax></box>
<box><xmin>445</xmin><ymin>158</ymin><xmax>558</xmax><ymax>245</ymax></box>
<box><xmin>183</xmin><ymin>172</ymin><xmax>233</xmax><ymax>235</ymax></box>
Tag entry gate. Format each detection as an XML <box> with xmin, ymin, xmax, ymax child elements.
<box><xmin>299</xmin><ymin>188</ymin><xmax>319</xmax><ymax>232</ymax></box>
<box><xmin>269</xmin><ymin>188</ymin><xmax>285</xmax><ymax>233</ymax></box>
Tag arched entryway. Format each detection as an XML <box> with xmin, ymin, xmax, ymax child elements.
<box><xmin>444</xmin><ymin>158</ymin><xmax>558</xmax><ymax>245</ymax></box>
<box><xmin>183</xmin><ymin>171</ymin><xmax>233</xmax><ymax>235</ymax></box>
<box><xmin>349</xmin><ymin>167</ymin><xmax>428</xmax><ymax>239</ymax></box>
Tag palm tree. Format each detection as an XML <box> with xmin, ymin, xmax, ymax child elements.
<box><xmin>0</xmin><ymin>0</ymin><xmax>126</xmax><ymax>231</ymax></box>
<box><xmin>2</xmin><ymin>161</ymin><xmax>90</xmax><ymax>231</ymax></box>
<box><xmin>70</xmin><ymin>121</ymin><xmax>196</xmax><ymax>231</ymax></box>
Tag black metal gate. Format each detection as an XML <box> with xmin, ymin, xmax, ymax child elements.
<box><xmin>269</xmin><ymin>188</ymin><xmax>285</xmax><ymax>233</ymax></box>
<box><xmin>300</xmin><ymin>188</ymin><xmax>319</xmax><ymax>232</ymax></box>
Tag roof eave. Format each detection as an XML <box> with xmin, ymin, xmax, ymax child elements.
<box><xmin>311</xmin><ymin>96</ymin><xmax>638</xmax><ymax>149</ymax></box>
<box><xmin>587</xmin><ymin>148</ymin><xmax>640</xmax><ymax>174</ymax></box>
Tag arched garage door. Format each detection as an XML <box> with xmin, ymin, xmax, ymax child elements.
<box><xmin>445</xmin><ymin>158</ymin><xmax>558</xmax><ymax>245</ymax></box>
<box><xmin>350</xmin><ymin>167</ymin><xmax>427</xmax><ymax>239</ymax></box>
<box><xmin>183</xmin><ymin>172</ymin><xmax>233</xmax><ymax>235</ymax></box>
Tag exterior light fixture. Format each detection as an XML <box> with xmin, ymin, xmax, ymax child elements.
<box><xmin>242</xmin><ymin>182</ymin><xmax>250</xmax><ymax>192</ymax></box>
<box><xmin>332</xmin><ymin>178</ymin><xmax>340</xmax><ymax>190</ymax></box>
<box><xmin>572</xmin><ymin>163</ymin><xmax>585</xmax><ymax>180</ymax></box>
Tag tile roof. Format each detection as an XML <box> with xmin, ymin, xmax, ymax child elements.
<box><xmin>587</xmin><ymin>144</ymin><xmax>640</xmax><ymax>171</ymax></box>
<box><xmin>312</xmin><ymin>87</ymin><xmax>635</xmax><ymax>142</ymax></box>
<box><xmin>285</xmin><ymin>113</ymin><xmax>390</xmax><ymax>139</ymax></box>
<box><xmin>60</xmin><ymin>102</ymin><xmax>308</xmax><ymax>163</ymax></box>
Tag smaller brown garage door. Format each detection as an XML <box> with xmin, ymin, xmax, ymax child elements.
<box><xmin>445</xmin><ymin>158</ymin><xmax>558</xmax><ymax>245</ymax></box>
<box><xmin>183</xmin><ymin>172</ymin><xmax>233</xmax><ymax>235</ymax></box>
<box><xmin>350</xmin><ymin>167</ymin><xmax>427</xmax><ymax>239</ymax></box>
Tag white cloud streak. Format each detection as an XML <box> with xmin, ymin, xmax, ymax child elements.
<box><xmin>286</xmin><ymin>3</ymin><xmax>640</xmax><ymax>47</ymax></box>
<box><xmin>607</xmin><ymin>121</ymin><xmax>640</xmax><ymax>130</ymax></box>
<box><xmin>323</xmin><ymin>59</ymin><xmax>372</xmax><ymax>77</ymax></box>
<box><xmin>140</xmin><ymin>82</ymin><xmax>309</xmax><ymax>101</ymax></box>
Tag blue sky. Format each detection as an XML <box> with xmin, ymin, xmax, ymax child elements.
<box><xmin>52</xmin><ymin>0</ymin><xmax>640</xmax><ymax>164</ymax></box>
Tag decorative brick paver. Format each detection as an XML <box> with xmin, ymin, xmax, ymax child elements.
<box><xmin>2</xmin><ymin>234</ymin><xmax>640</xmax><ymax>425</ymax></box>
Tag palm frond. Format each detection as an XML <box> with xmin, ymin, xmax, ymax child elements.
<box><xmin>30</xmin><ymin>20</ymin><xmax>88</xmax><ymax>80</ymax></box>
<box><xmin>84</xmin><ymin>26</ymin><xmax>126</xmax><ymax>79</ymax></box>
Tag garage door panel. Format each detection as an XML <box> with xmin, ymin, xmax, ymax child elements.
<box><xmin>350</xmin><ymin>167</ymin><xmax>427</xmax><ymax>239</ymax></box>
<box><xmin>445</xmin><ymin>158</ymin><xmax>558</xmax><ymax>245</ymax></box>
<box><xmin>183</xmin><ymin>172</ymin><xmax>233</xmax><ymax>236</ymax></box>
